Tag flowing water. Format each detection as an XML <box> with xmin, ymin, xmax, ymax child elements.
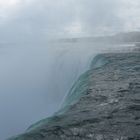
<box><xmin>0</xmin><ymin>41</ymin><xmax>133</xmax><ymax>139</ymax></box>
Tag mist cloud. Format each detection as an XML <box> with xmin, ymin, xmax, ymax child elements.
<box><xmin>0</xmin><ymin>0</ymin><xmax>140</xmax><ymax>41</ymax></box>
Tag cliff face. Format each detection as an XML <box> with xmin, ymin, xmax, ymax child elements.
<box><xmin>9</xmin><ymin>52</ymin><xmax>140</xmax><ymax>140</ymax></box>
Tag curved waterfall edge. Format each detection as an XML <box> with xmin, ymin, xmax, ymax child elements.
<box><xmin>7</xmin><ymin>54</ymin><xmax>109</xmax><ymax>139</ymax></box>
<box><xmin>26</xmin><ymin>54</ymin><xmax>109</xmax><ymax>132</ymax></box>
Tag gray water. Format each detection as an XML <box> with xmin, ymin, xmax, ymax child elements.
<box><xmin>0</xmin><ymin>41</ymin><xmax>131</xmax><ymax>139</ymax></box>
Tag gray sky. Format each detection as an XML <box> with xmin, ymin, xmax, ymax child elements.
<box><xmin>0</xmin><ymin>0</ymin><xmax>140</xmax><ymax>41</ymax></box>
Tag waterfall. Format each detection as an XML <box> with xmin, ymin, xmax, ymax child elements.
<box><xmin>0</xmin><ymin>41</ymin><xmax>132</xmax><ymax>139</ymax></box>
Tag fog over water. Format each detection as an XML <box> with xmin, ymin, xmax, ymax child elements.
<box><xmin>0</xmin><ymin>0</ymin><xmax>139</xmax><ymax>139</ymax></box>
<box><xmin>0</xmin><ymin>41</ymin><xmax>100</xmax><ymax>139</ymax></box>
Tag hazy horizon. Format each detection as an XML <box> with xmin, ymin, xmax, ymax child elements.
<box><xmin>0</xmin><ymin>0</ymin><xmax>140</xmax><ymax>42</ymax></box>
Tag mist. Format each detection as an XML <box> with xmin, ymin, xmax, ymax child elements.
<box><xmin>0</xmin><ymin>0</ymin><xmax>139</xmax><ymax>139</ymax></box>
<box><xmin>0</xmin><ymin>0</ymin><xmax>140</xmax><ymax>41</ymax></box>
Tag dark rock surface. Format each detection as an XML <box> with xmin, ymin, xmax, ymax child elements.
<box><xmin>9</xmin><ymin>52</ymin><xmax>140</xmax><ymax>140</ymax></box>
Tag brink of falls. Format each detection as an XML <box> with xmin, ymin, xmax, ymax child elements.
<box><xmin>1</xmin><ymin>41</ymin><xmax>120</xmax><ymax>139</ymax></box>
<box><xmin>8</xmin><ymin>49</ymin><xmax>140</xmax><ymax>140</ymax></box>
